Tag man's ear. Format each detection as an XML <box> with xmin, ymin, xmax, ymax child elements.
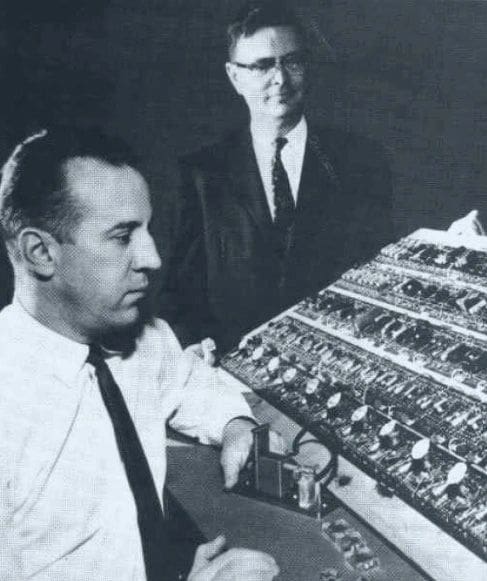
<box><xmin>18</xmin><ymin>228</ymin><xmax>59</xmax><ymax>279</ymax></box>
<box><xmin>225</xmin><ymin>62</ymin><xmax>242</xmax><ymax>95</ymax></box>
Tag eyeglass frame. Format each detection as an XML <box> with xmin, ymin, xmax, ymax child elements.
<box><xmin>229</xmin><ymin>50</ymin><xmax>309</xmax><ymax>79</ymax></box>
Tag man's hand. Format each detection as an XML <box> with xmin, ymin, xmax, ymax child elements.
<box><xmin>220</xmin><ymin>418</ymin><xmax>255</xmax><ymax>489</ymax></box>
<box><xmin>220</xmin><ymin>419</ymin><xmax>286</xmax><ymax>489</ymax></box>
<box><xmin>448</xmin><ymin>209</ymin><xmax>485</xmax><ymax>236</ymax></box>
<box><xmin>186</xmin><ymin>338</ymin><xmax>217</xmax><ymax>366</ymax></box>
<box><xmin>187</xmin><ymin>535</ymin><xmax>279</xmax><ymax>581</ymax></box>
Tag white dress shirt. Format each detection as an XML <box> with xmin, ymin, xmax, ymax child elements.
<box><xmin>251</xmin><ymin>116</ymin><xmax>308</xmax><ymax>219</ymax></box>
<box><xmin>0</xmin><ymin>299</ymin><xmax>251</xmax><ymax>581</ymax></box>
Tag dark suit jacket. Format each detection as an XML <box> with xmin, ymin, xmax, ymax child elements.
<box><xmin>160</xmin><ymin>125</ymin><xmax>394</xmax><ymax>351</ymax></box>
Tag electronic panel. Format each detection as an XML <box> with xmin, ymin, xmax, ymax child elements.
<box><xmin>220</xmin><ymin>229</ymin><xmax>487</xmax><ymax>569</ymax></box>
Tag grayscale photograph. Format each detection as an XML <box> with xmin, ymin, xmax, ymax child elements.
<box><xmin>0</xmin><ymin>1</ymin><xmax>486</xmax><ymax>580</ymax></box>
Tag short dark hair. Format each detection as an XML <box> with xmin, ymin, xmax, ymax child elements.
<box><xmin>227</xmin><ymin>1</ymin><xmax>306</xmax><ymax>59</ymax></box>
<box><xmin>0</xmin><ymin>126</ymin><xmax>139</xmax><ymax>243</ymax></box>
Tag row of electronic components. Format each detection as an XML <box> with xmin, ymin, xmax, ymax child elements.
<box><xmin>337</xmin><ymin>262</ymin><xmax>487</xmax><ymax>334</ymax></box>
<box><xmin>230</xmin><ymin>327</ymin><xmax>486</xmax><ymax>485</ymax></box>
<box><xmin>222</xmin><ymin>322</ymin><xmax>487</xmax><ymax>559</ymax></box>
<box><xmin>235</xmin><ymin>317</ymin><xmax>486</xmax><ymax>467</ymax></box>
<box><xmin>380</xmin><ymin>239</ymin><xmax>487</xmax><ymax>279</ymax></box>
<box><xmin>296</xmin><ymin>288</ymin><xmax>487</xmax><ymax>394</ymax></box>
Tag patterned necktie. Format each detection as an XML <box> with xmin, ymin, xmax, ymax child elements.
<box><xmin>272</xmin><ymin>137</ymin><xmax>295</xmax><ymax>257</ymax></box>
<box><xmin>87</xmin><ymin>345</ymin><xmax>179</xmax><ymax>581</ymax></box>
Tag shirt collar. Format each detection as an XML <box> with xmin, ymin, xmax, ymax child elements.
<box><xmin>9</xmin><ymin>297</ymin><xmax>90</xmax><ymax>387</ymax></box>
<box><xmin>251</xmin><ymin>115</ymin><xmax>307</xmax><ymax>151</ymax></box>
<box><xmin>282</xmin><ymin>116</ymin><xmax>307</xmax><ymax>152</ymax></box>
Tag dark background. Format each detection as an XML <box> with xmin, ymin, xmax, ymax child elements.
<box><xmin>1</xmin><ymin>0</ymin><xmax>486</xmax><ymax>307</ymax></box>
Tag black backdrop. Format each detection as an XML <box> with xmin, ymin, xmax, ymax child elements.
<box><xmin>1</xmin><ymin>0</ymin><xmax>487</xmax><ymax>307</ymax></box>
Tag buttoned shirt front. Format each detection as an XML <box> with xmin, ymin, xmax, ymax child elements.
<box><xmin>251</xmin><ymin>116</ymin><xmax>307</xmax><ymax>219</ymax></box>
<box><xmin>0</xmin><ymin>300</ymin><xmax>251</xmax><ymax>581</ymax></box>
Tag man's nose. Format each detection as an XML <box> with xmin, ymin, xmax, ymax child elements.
<box><xmin>271</xmin><ymin>63</ymin><xmax>288</xmax><ymax>85</ymax></box>
<box><xmin>134</xmin><ymin>232</ymin><xmax>162</xmax><ymax>271</ymax></box>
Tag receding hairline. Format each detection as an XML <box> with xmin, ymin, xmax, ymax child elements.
<box><xmin>0</xmin><ymin>128</ymin><xmax>142</xmax><ymax>248</ymax></box>
<box><xmin>61</xmin><ymin>155</ymin><xmax>147</xmax><ymax>206</ymax></box>
<box><xmin>61</xmin><ymin>154</ymin><xmax>139</xmax><ymax>173</ymax></box>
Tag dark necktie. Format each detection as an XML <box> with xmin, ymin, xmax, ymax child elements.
<box><xmin>272</xmin><ymin>137</ymin><xmax>295</xmax><ymax>258</ymax></box>
<box><xmin>87</xmin><ymin>345</ymin><xmax>178</xmax><ymax>581</ymax></box>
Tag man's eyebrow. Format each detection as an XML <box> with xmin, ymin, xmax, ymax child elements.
<box><xmin>252</xmin><ymin>51</ymin><xmax>303</xmax><ymax>64</ymax></box>
<box><xmin>253</xmin><ymin>56</ymin><xmax>275</xmax><ymax>65</ymax></box>
<box><xmin>106</xmin><ymin>221</ymin><xmax>141</xmax><ymax>234</ymax></box>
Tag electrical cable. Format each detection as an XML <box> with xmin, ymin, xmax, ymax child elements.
<box><xmin>291</xmin><ymin>420</ymin><xmax>339</xmax><ymax>483</ymax></box>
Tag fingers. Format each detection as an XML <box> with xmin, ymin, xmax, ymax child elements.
<box><xmin>189</xmin><ymin>543</ymin><xmax>279</xmax><ymax>581</ymax></box>
<box><xmin>203</xmin><ymin>548</ymin><xmax>279</xmax><ymax>581</ymax></box>
<box><xmin>221</xmin><ymin>424</ymin><xmax>285</xmax><ymax>489</ymax></box>
<box><xmin>221</xmin><ymin>440</ymin><xmax>248</xmax><ymax>489</ymax></box>
<box><xmin>473</xmin><ymin>211</ymin><xmax>486</xmax><ymax>235</ymax></box>
<box><xmin>220</xmin><ymin>419</ymin><xmax>254</xmax><ymax>489</ymax></box>
<box><xmin>185</xmin><ymin>338</ymin><xmax>217</xmax><ymax>366</ymax></box>
<box><xmin>201</xmin><ymin>337</ymin><xmax>217</xmax><ymax>365</ymax></box>
<box><xmin>464</xmin><ymin>209</ymin><xmax>485</xmax><ymax>235</ymax></box>
<box><xmin>448</xmin><ymin>209</ymin><xmax>485</xmax><ymax>236</ymax></box>
<box><xmin>194</xmin><ymin>535</ymin><xmax>227</xmax><ymax>563</ymax></box>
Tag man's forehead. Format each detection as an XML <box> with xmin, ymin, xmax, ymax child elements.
<box><xmin>63</xmin><ymin>157</ymin><xmax>151</xmax><ymax>222</ymax></box>
<box><xmin>63</xmin><ymin>157</ymin><xmax>144</xmax><ymax>190</ymax></box>
<box><xmin>233</xmin><ymin>26</ymin><xmax>301</xmax><ymax>61</ymax></box>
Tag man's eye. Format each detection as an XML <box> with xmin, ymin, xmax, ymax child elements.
<box><xmin>250</xmin><ymin>60</ymin><xmax>273</xmax><ymax>73</ymax></box>
<box><xmin>285</xmin><ymin>57</ymin><xmax>299</xmax><ymax>67</ymax></box>
<box><xmin>283</xmin><ymin>55</ymin><xmax>304</xmax><ymax>69</ymax></box>
<box><xmin>114</xmin><ymin>233</ymin><xmax>131</xmax><ymax>245</ymax></box>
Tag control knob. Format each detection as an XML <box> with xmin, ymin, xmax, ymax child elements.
<box><xmin>342</xmin><ymin>405</ymin><xmax>368</xmax><ymax>436</ymax></box>
<box><xmin>431</xmin><ymin>462</ymin><xmax>467</xmax><ymax>498</ymax></box>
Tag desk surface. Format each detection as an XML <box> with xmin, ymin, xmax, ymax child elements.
<box><xmin>166</xmin><ymin>441</ymin><xmax>430</xmax><ymax>581</ymax></box>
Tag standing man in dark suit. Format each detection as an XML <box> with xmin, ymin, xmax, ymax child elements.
<box><xmin>162</xmin><ymin>1</ymin><xmax>394</xmax><ymax>352</ymax></box>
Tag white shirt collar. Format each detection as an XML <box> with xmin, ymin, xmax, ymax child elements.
<box><xmin>7</xmin><ymin>297</ymin><xmax>89</xmax><ymax>386</ymax></box>
<box><xmin>281</xmin><ymin>116</ymin><xmax>307</xmax><ymax>151</ymax></box>
<box><xmin>250</xmin><ymin>116</ymin><xmax>307</xmax><ymax>215</ymax></box>
<box><xmin>251</xmin><ymin>115</ymin><xmax>307</xmax><ymax>149</ymax></box>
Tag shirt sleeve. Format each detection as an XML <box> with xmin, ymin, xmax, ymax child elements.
<box><xmin>170</xmin><ymin>349</ymin><xmax>253</xmax><ymax>445</ymax></box>
<box><xmin>152</xmin><ymin>319</ymin><xmax>253</xmax><ymax>444</ymax></box>
<box><xmin>0</xmin><ymin>415</ymin><xmax>22</xmax><ymax>581</ymax></box>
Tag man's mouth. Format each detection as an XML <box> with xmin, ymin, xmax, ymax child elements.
<box><xmin>126</xmin><ymin>285</ymin><xmax>149</xmax><ymax>296</ymax></box>
<box><xmin>269</xmin><ymin>92</ymin><xmax>292</xmax><ymax>102</ymax></box>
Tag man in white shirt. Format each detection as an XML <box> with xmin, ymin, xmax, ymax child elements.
<box><xmin>0</xmin><ymin>127</ymin><xmax>279</xmax><ymax>581</ymax></box>
<box><xmin>161</xmin><ymin>0</ymin><xmax>394</xmax><ymax>351</ymax></box>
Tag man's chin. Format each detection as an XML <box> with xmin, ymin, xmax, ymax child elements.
<box><xmin>108</xmin><ymin>302</ymin><xmax>144</xmax><ymax>329</ymax></box>
<box><xmin>98</xmin><ymin>308</ymin><xmax>145</xmax><ymax>351</ymax></box>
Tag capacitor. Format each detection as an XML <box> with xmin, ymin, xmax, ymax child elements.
<box><xmin>378</xmin><ymin>419</ymin><xmax>398</xmax><ymax>449</ymax></box>
<box><xmin>431</xmin><ymin>462</ymin><xmax>467</xmax><ymax>498</ymax></box>
<box><xmin>267</xmin><ymin>356</ymin><xmax>280</xmax><ymax>374</ymax></box>
<box><xmin>327</xmin><ymin>392</ymin><xmax>341</xmax><ymax>409</ymax></box>
<box><xmin>283</xmin><ymin>367</ymin><xmax>297</xmax><ymax>384</ymax></box>
<box><xmin>412</xmin><ymin>438</ymin><xmax>430</xmax><ymax>461</ymax></box>
<box><xmin>324</xmin><ymin>392</ymin><xmax>342</xmax><ymax>420</ymax></box>
<box><xmin>296</xmin><ymin>467</ymin><xmax>319</xmax><ymax>512</ymax></box>
<box><xmin>410</xmin><ymin>438</ymin><xmax>430</xmax><ymax>473</ymax></box>
<box><xmin>305</xmin><ymin>377</ymin><xmax>320</xmax><ymax>395</ymax></box>
<box><xmin>343</xmin><ymin>405</ymin><xmax>368</xmax><ymax>436</ymax></box>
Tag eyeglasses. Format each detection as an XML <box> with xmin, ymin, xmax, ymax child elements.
<box><xmin>231</xmin><ymin>51</ymin><xmax>308</xmax><ymax>79</ymax></box>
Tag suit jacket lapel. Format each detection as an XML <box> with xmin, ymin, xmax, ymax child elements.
<box><xmin>224</xmin><ymin>128</ymin><xmax>341</xmax><ymax>250</ymax></box>
<box><xmin>292</xmin><ymin>129</ymin><xmax>340</xmax><ymax>243</ymax></box>
<box><xmin>227</xmin><ymin>130</ymin><xmax>273</xmax><ymax>235</ymax></box>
